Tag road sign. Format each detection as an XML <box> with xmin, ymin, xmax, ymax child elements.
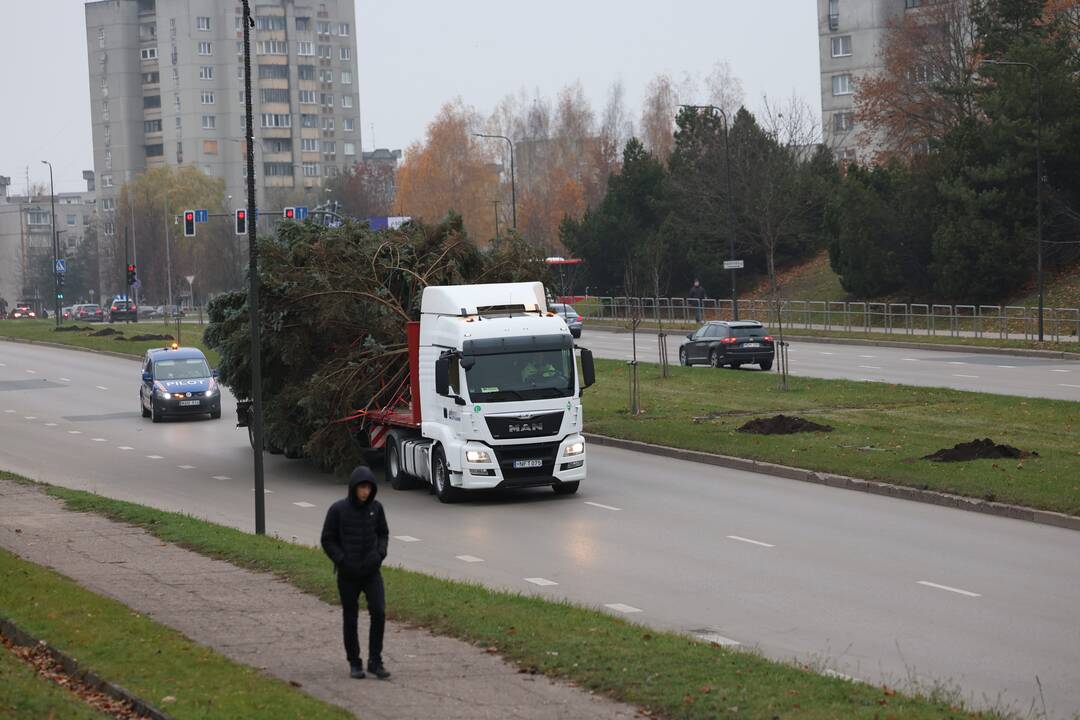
<box><xmin>295</xmin><ymin>206</ymin><xmax>308</xmax><ymax>221</ymax></box>
<box><xmin>723</xmin><ymin>260</ymin><xmax>744</xmax><ymax>270</ymax></box>
<box><xmin>194</xmin><ymin>209</ymin><xmax>209</xmax><ymax>223</ymax></box>
<box><xmin>55</xmin><ymin>258</ymin><xmax>66</xmax><ymax>274</ymax></box>
<box><xmin>132</xmin><ymin>279</ymin><xmax>141</xmax><ymax>290</ymax></box>
<box><xmin>185</xmin><ymin>275</ymin><xmax>195</xmax><ymax>286</ymax></box>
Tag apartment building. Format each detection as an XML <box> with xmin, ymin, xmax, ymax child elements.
<box><xmin>817</xmin><ymin>0</ymin><xmax>914</xmax><ymax>162</ymax></box>
<box><xmin>85</xmin><ymin>0</ymin><xmax>362</xmax><ymax>288</ymax></box>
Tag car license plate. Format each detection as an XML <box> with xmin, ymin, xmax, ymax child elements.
<box><xmin>179</xmin><ymin>400</ymin><xmax>201</xmax><ymax>407</ymax></box>
<box><xmin>513</xmin><ymin>459</ymin><xmax>543</xmax><ymax>469</ymax></box>
<box><xmin>744</xmin><ymin>342</ymin><xmax>760</xmax><ymax>348</ymax></box>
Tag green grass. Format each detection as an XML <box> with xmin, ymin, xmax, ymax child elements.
<box><xmin>0</xmin><ymin>546</ymin><xmax>352</xmax><ymax>719</ymax></box>
<box><xmin>5</xmin><ymin>472</ymin><xmax>999</xmax><ymax>720</ymax></box>
<box><xmin>0</xmin><ymin>643</ymin><xmax>110</xmax><ymax>720</ymax></box>
<box><xmin>0</xmin><ymin>319</ymin><xmax>217</xmax><ymax>365</ymax></box>
<box><xmin>585</xmin><ymin>360</ymin><xmax>1080</xmax><ymax>516</ymax></box>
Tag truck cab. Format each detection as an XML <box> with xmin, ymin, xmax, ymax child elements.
<box><xmin>382</xmin><ymin>282</ymin><xmax>594</xmax><ymax>502</ymax></box>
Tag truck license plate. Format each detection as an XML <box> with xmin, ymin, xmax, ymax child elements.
<box><xmin>179</xmin><ymin>400</ymin><xmax>201</xmax><ymax>407</ymax></box>
<box><xmin>513</xmin><ymin>459</ymin><xmax>543</xmax><ymax>469</ymax></box>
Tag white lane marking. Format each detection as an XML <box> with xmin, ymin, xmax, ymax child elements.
<box><xmin>857</xmin><ymin>355</ymin><xmax>876</xmax><ymax>358</ymax></box>
<box><xmin>727</xmin><ymin>535</ymin><xmax>775</xmax><ymax>548</ymax></box>
<box><xmin>917</xmin><ymin>580</ymin><xmax>981</xmax><ymax>598</ymax></box>
<box><xmin>823</xmin><ymin>669</ymin><xmax>856</xmax><ymax>682</ymax></box>
<box><xmin>146</xmin><ymin>455</ymin><xmax>164</xmax><ymax>459</ymax></box>
<box><xmin>250</xmin><ymin>488</ymin><xmax>273</xmax><ymax>494</ymax></box>
<box><xmin>44</xmin><ymin>422</ymin><xmax>57</xmax><ymax>427</ymax></box>
<box><xmin>693</xmin><ymin>632</ymin><xmax>741</xmax><ymax>647</ymax></box>
<box><xmin>948</xmin><ymin>361</ymin><xmax>967</xmax><ymax>365</ymax></box>
<box><xmin>212</xmin><ymin>475</ymin><xmax>231</xmax><ymax>481</ymax></box>
<box><xmin>67</xmin><ymin>430</ymin><xmax>82</xmax><ymax>435</ymax></box>
<box><xmin>25</xmin><ymin>370</ymin><xmax>36</xmax><ymax>374</ymax></box>
<box><xmin>95</xmin><ymin>385</ymin><xmax>108</xmax><ymax>391</ymax></box>
<box><xmin>902</xmin><ymin>358</ymin><xmax>920</xmax><ymax>362</ymax></box>
<box><xmin>858</xmin><ymin>365</ymin><xmax>881</xmax><ymax>370</ymax></box>
<box><xmin>605</xmin><ymin>603</ymin><xmax>642</xmax><ymax>614</ymax></box>
<box><xmin>3</xmin><ymin>410</ymin><xmax>14</xmax><ymax>413</ymax></box>
<box><xmin>0</xmin><ymin>363</ymin><xmax>5</xmax><ymax>366</ymax></box>
<box><xmin>59</xmin><ymin>377</ymin><xmax>71</xmax><ymax>382</ymax></box>
<box><xmin>1050</xmin><ymin>369</ymin><xmax>1070</xmax><ymax>373</ymax></box>
<box><xmin>996</xmin><ymin>365</ymin><xmax>1017</xmax><ymax>369</ymax></box>
<box><xmin>1060</xmin><ymin>384</ymin><xmax>1080</xmax><ymax>389</ymax></box>
<box><xmin>456</xmin><ymin>555</ymin><xmax>484</xmax><ymax>563</ymax></box>
<box><xmin>117</xmin><ymin>446</ymin><xmax>134</xmax><ymax>451</ymax></box>
<box><xmin>177</xmin><ymin>464</ymin><xmax>195</xmax><ymax>470</ymax></box>
<box><xmin>92</xmin><ymin>438</ymin><xmax>108</xmax><ymax>443</ymax></box>
<box><xmin>524</xmin><ymin>577</ymin><xmax>558</xmax><ymax>587</ymax></box>
<box><xmin>819</xmin><ymin>352</ymin><xmax>834</xmax><ymax>355</ymax></box>
<box><xmin>394</xmin><ymin>535</ymin><xmax>421</xmax><ymax>543</ymax></box>
<box><xmin>293</xmin><ymin>501</ymin><xmax>316</xmax><ymax>508</ymax></box>
<box><xmin>584</xmin><ymin>501</ymin><xmax>622</xmax><ymax>511</ymax></box>
<box><xmin>23</xmin><ymin>416</ymin><xmax>37</xmax><ymax>420</ymax></box>
<box><xmin>953</xmin><ymin>374</ymin><xmax>979</xmax><ymax>379</ymax></box>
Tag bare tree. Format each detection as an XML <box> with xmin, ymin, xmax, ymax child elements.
<box><xmin>704</xmin><ymin>60</ymin><xmax>745</xmax><ymax>119</ymax></box>
<box><xmin>640</xmin><ymin>74</ymin><xmax>680</xmax><ymax>164</ymax></box>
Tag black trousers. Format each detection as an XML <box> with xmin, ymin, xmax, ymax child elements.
<box><xmin>337</xmin><ymin>570</ymin><xmax>386</xmax><ymax>665</ymax></box>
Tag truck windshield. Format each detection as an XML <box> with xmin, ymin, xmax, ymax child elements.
<box><xmin>465</xmin><ymin>349</ymin><xmax>575</xmax><ymax>403</ymax></box>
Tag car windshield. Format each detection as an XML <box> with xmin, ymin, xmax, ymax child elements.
<box><xmin>465</xmin><ymin>349</ymin><xmax>575</xmax><ymax>403</ymax></box>
<box><xmin>154</xmin><ymin>358</ymin><xmax>210</xmax><ymax>380</ymax></box>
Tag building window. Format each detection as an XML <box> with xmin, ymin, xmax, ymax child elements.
<box><xmin>297</xmin><ymin>41</ymin><xmax>314</xmax><ymax>56</ymax></box>
<box><xmin>910</xmin><ymin>64</ymin><xmax>934</xmax><ymax>84</ymax></box>
<box><xmin>261</xmin><ymin>113</ymin><xmax>292</xmax><ymax>128</ymax></box>
<box><xmin>301</xmin><ymin>138</ymin><xmax>319</xmax><ymax>151</ymax></box>
<box><xmin>317</xmin><ymin>20</ymin><xmax>332</xmax><ymax>35</ymax></box>
<box><xmin>301</xmin><ymin>114</ymin><xmax>318</xmax><ymax>128</ymax></box>
<box><xmin>833</xmin><ymin>112</ymin><xmax>854</xmax><ymax>132</ymax></box>
<box><xmin>344</xmin><ymin>118</ymin><xmax>355</xmax><ymax>132</ymax></box>
<box><xmin>201</xmin><ymin>115</ymin><xmax>216</xmax><ymax>129</ymax></box>
<box><xmin>340</xmin><ymin>47</ymin><xmax>351</xmax><ymax>61</ymax></box>
<box><xmin>321</xmin><ymin>117</ymin><xmax>335</xmax><ymax>131</ymax></box>
<box><xmin>257</xmin><ymin>40</ymin><xmax>288</xmax><ymax>55</ymax></box>
<box><xmin>143</xmin><ymin>95</ymin><xmax>161</xmax><ymax>109</ymax></box>
<box><xmin>255</xmin><ymin>15</ymin><xmax>287</xmax><ymax>31</ymax></box>
<box><xmin>102</xmin><ymin>175</ymin><xmax>114</xmax><ymax>188</ymax></box>
<box><xmin>102</xmin><ymin>198</ymin><xmax>116</xmax><ymax>211</ymax></box>
<box><xmin>140</xmin><ymin>23</ymin><xmax>156</xmax><ymax>40</ymax></box>
<box><xmin>344</xmin><ymin>142</ymin><xmax>356</xmax><ymax>156</ymax></box>
<box><xmin>298</xmin><ymin>64</ymin><xmax>316</xmax><ymax>80</ymax></box>
<box><xmin>200</xmin><ymin>91</ymin><xmax>215</xmax><ymax>105</ymax></box>
<box><xmin>265</xmin><ymin>138</ymin><xmax>293</xmax><ymax>153</ymax></box>
<box><xmin>905</xmin><ymin>0</ymin><xmax>922</xmax><ymax>8</ymax></box>
<box><xmin>319</xmin><ymin>68</ymin><xmax>334</xmax><ymax>83</ymax></box>
<box><xmin>340</xmin><ymin>70</ymin><xmax>352</xmax><ymax>84</ymax></box>
<box><xmin>144</xmin><ymin>119</ymin><xmax>162</xmax><ymax>133</ymax></box>
<box><xmin>831</xmin><ymin>35</ymin><xmax>852</xmax><ymax>57</ymax></box>
<box><xmin>299</xmin><ymin>90</ymin><xmax>316</xmax><ymax>104</ymax></box>
<box><xmin>318</xmin><ymin>45</ymin><xmax>332</xmax><ymax>59</ymax></box>
<box><xmin>28</xmin><ymin>209</ymin><xmax>50</xmax><ymax>225</ymax></box>
<box><xmin>98</xmin><ymin>28</ymin><xmax>105</xmax><ymax>48</ymax></box>
<box><xmin>832</xmin><ymin>74</ymin><xmax>854</xmax><ymax>95</ymax></box>
<box><xmin>140</xmin><ymin>47</ymin><xmax>158</xmax><ymax>61</ymax></box>
<box><xmin>203</xmin><ymin>140</ymin><xmax>219</xmax><ymax>155</ymax></box>
<box><xmin>341</xmin><ymin>95</ymin><xmax>353</xmax><ymax>109</ymax></box>
<box><xmin>197</xmin><ymin>16</ymin><xmax>211</xmax><ymax>31</ymax></box>
<box><xmin>104</xmin><ymin>149</ymin><xmax>113</xmax><ymax>170</ymax></box>
<box><xmin>198</xmin><ymin>41</ymin><xmax>213</xmax><ymax>56</ymax></box>
<box><xmin>104</xmin><ymin>221</ymin><xmax>116</xmax><ymax>236</ymax></box>
<box><xmin>302</xmin><ymin>163</ymin><xmax>319</xmax><ymax>177</ymax></box>
<box><xmin>263</xmin><ymin>162</ymin><xmax>293</xmax><ymax>177</ymax></box>
<box><xmin>174</xmin><ymin>95</ymin><xmax>181</xmax><ymax>111</ymax></box>
<box><xmin>296</xmin><ymin>17</ymin><xmax>311</xmax><ymax>31</ymax></box>
<box><xmin>199</xmin><ymin>66</ymin><xmax>214</xmax><ymax>80</ymax></box>
<box><xmin>261</xmin><ymin>88</ymin><xmax>290</xmax><ymax>104</ymax></box>
<box><xmin>259</xmin><ymin>64</ymin><xmax>289</xmax><ymax>79</ymax></box>
<box><xmin>145</xmin><ymin>143</ymin><xmax>164</xmax><ymax>157</ymax></box>
<box><xmin>67</xmin><ymin>214</ymin><xmax>77</xmax><ymax>226</ymax></box>
<box><xmin>338</xmin><ymin>23</ymin><xmax>350</xmax><ymax>36</ymax></box>
<box><xmin>142</xmin><ymin>71</ymin><xmax>160</xmax><ymax>84</ymax></box>
<box><xmin>322</xmin><ymin>141</ymin><xmax>336</xmax><ymax>155</ymax></box>
<box><xmin>102</xmin><ymin>101</ymin><xmax>109</xmax><ymax>120</ymax></box>
<box><xmin>320</xmin><ymin>93</ymin><xmax>334</xmax><ymax>107</ymax></box>
<box><xmin>323</xmin><ymin>165</ymin><xmax>339</xmax><ymax>178</ymax></box>
<box><xmin>176</xmin><ymin>116</ymin><xmax>182</xmax><ymax>129</ymax></box>
<box><xmin>840</xmin><ymin>148</ymin><xmax>857</xmax><ymax>162</ymax></box>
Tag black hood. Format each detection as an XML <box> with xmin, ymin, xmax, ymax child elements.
<box><xmin>347</xmin><ymin>465</ymin><xmax>378</xmax><ymax>508</ymax></box>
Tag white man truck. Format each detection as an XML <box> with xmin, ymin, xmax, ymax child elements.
<box><xmin>354</xmin><ymin>282</ymin><xmax>596</xmax><ymax>502</ymax></box>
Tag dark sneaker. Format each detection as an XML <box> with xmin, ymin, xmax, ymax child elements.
<box><xmin>367</xmin><ymin>663</ymin><xmax>391</xmax><ymax>680</ymax></box>
<box><xmin>349</xmin><ymin>662</ymin><xmax>366</xmax><ymax>679</ymax></box>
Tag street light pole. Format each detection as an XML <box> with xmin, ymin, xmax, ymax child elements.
<box><xmin>473</xmin><ymin>133</ymin><xmax>516</xmax><ymax>229</ymax></box>
<box><xmin>41</xmin><ymin>160</ymin><xmax>60</xmax><ymax>326</ymax></box>
<box><xmin>980</xmin><ymin>59</ymin><xmax>1044</xmax><ymax>341</ymax></box>
<box><xmin>678</xmin><ymin>105</ymin><xmax>738</xmax><ymax>320</ymax></box>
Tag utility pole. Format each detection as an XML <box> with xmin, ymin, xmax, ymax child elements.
<box><xmin>164</xmin><ymin>186</ymin><xmax>173</xmax><ymax>311</ymax></box>
<box><xmin>129</xmin><ymin>188</ymin><xmax>139</xmax><ymax>308</ymax></box>
<box><xmin>492</xmin><ymin>199</ymin><xmax>501</xmax><ymax>241</ymax></box>
<box><xmin>473</xmin><ymin>133</ymin><xmax>516</xmax><ymax>230</ymax></box>
<box><xmin>41</xmin><ymin>160</ymin><xmax>60</xmax><ymax>327</ymax></box>
<box><xmin>242</xmin><ymin>0</ymin><xmax>267</xmax><ymax>535</ymax></box>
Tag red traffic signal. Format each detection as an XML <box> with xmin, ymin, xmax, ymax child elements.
<box><xmin>283</xmin><ymin>207</ymin><xmax>295</xmax><ymax>220</ymax></box>
<box><xmin>183</xmin><ymin>210</ymin><xmax>196</xmax><ymax>237</ymax></box>
<box><xmin>235</xmin><ymin>208</ymin><xmax>247</xmax><ymax>235</ymax></box>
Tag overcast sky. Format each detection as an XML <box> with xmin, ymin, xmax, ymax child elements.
<box><xmin>0</xmin><ymin>1</ymin><xmax>819</xmax><ymax>194</ymax></box>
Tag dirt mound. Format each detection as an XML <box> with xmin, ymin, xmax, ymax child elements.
<box><xmin>737</xmin><ymin>414</ymin><xmax>833</xmax><ymax>435</ymax></box>
<box><xmin>125</xmin><ymin>333</ymin><xmax>175</xmax><ymax>342</ymax></box>
<box><xmin>89</xmin><ymin>328</ymin><xmax>122</xmax><ymax>337</ymax></box>
<box><xmin>923</xmin><ymin>438</ymin><xmax>1037</xmax><ymax>462</ymax></box>
<box><xmin>53</xmin><ymin>325</ymin><xmax>93</xmax><ymax>333</ymax></box>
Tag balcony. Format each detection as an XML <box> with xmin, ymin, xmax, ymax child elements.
<box><xmin>829</xmin><ymin>13</ymin><xmax>839</xmax><ymax>31</ymax></box>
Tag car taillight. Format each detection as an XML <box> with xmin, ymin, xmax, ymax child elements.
<box><xmin>720</xmin><ymin>337</ymin><xmax>737</xmax><ymax>344</ymax></box>
<box><xmin>764</xmin><ymin>336</ymin><xmax>774</xmax><ymax>342</ymax></box>
<box><xmin>576</xmin><ymin>316</ymin><xmax>583</xmax><ymax>322</ymax></box>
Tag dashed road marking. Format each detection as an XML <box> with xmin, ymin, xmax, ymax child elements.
<box><xmin>584</xmin><ymin>501</ymin><xmax>621</xmax><ymax>511</ymax></box>
<box><xmin>953</xmin><ymin>374</ymin><xmax>979</xmax><ymax>379</ymax></box>
<box><xmin>692</xmin><ymin>631</ymin><xmax>741</xmax><ymax>647</ymax></box>
<box><xmin>858</xmin><ymin>365</ymin><xmax>881</xmax><ymax>370</ymax></box>
<box><xmin>67</xmin><ymin>430</ymin><xmax>82</xmax><ymax>435</ymax></box>
<box><xmin>25</xmin><ymin>370</ymin><xmax>36</xmax><ymax>374</ymax></box>
<box><xmin>44</xmin><ymin>423</ymin><xmax>57</xmax><ymax>427</ymax></box>
<box><xmin>996</xmin><ymin>365</ymin><xmax>1017</xmax><ymax>369</ymax></box>
<box><xmin>293</xmin><ymin>501</ymin><xmax>316</xmax><ymax>508</ymax></box>
<box><xmin>59</xmin><ymin>377</ymin><xmax>71</xmax><ymax>382</ymax></box>
<box><xmin>917</xmin><ymin>580</ymin><xmax>981</xmax><ymax>598</ymax></box>
<box><xmin>23</xmin><ymin>416</ymin><xmax>36</xmax><ymax>420</ymax></box>
<box><xmin>605</xmin><ymin>603</ymin><xmax>642</xmax><ymax>614</ymax></box>
<box><xmin>948</xmin><ymin>361</ymin><xmax>967</xmax><ymax>365</ymax></box>
<box><xmin>0</xmin><ymin>363</ymin><xmax>5</xmax><ymax>367</ymax></box>
<box><xmin>177</xmin><ymin>464</ymin><xmax>195</xmax><ymax>470</ymax></box>
<box><xmin>727</xmin><ymin>535</ymin><xmax>775</xmax><ymax>548</ymax></box>
<box><xmin>456</xmin><ymin>555</ymin><xmax>484</xmax><ymax>563</ymax></box>
<box><xmin>394</xmin><ymin>535</ymin><xmax>421</xmax><ymax>543</ymax></box>
<box><xmin>92</xmin><ymin>438</ymin><xmax>107</xmax><ymax>442</ymax></box>
<box><xmin>819</xmin><ymin>352</ymin><xmax>834</xmax><ymax>356</ymax></box>
<box><xmin>902</xmin><ymin>358</ymin><xmax>920</xmax><ymax>362</ymax></box>
<box><xmin>96</xmin><ymin>385</ymin><xmax>108</xmax><ymax>391</ymax></box>
<box><xmin>146</xmin><ymin>455</ymin><xmax>164</xmax><ymax>459</ymax></box>
<box><xmin>1051</xmin><ymin>369</ymin><xmax>1070</xmax><ymax>373</ymax></box>
<box><xmin>117</xmin><ymin>446</ymin><xmax>134</xmax><ymax>451</ymax></box>
<box><xmin>1060</xmin><ymin>384</ymin><xmax>1080</xmax><ymax>389</ymax></box>
<box><xmin>3</xmin><ymin>410</ymin><xmax>14</xmax><ymax>413</ymax></box>
<box><xmin>524</xmin><ymin>577</ymin><xmax>558</xmax><ymax>587</ymax></box>
<box><xmin>857</xmin><ymin>355</ymin><xmax>876</xmax><ymax>358</ymax></box>
<box><xmin>212</xmin><ymin>475</ymin><xmax>231</xmax><ymax>480</ymax></box>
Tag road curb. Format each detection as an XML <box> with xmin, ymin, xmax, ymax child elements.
<box><xmin>0</xmin><ymin>616</ymin><xmax>174</xmax><ymax>720</ymax></box>
<box><xmin>584</xmin><ymin>433</ymin><xmax>1080</xmax><ymax>532</ymax></box>
<box><xmin>0</xmin><ymin>336</ymin><xmax>142</xmax><ymax>363</ymax></box>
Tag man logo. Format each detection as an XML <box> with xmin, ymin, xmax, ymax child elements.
<box><xmin>508</xmin><ymin>422</ymin><xmax>544</xmax><ymax>433</ymax></box>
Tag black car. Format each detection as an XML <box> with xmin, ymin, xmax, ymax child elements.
<box><xmin>109</xmin><ymin>299</ymin><xmax>138</xmax><ymax>323</ymax></box>
<box><xmin>140</xmin><ymin>346</ymin><xmax>222</xmax><ymax>422</ymax></box>
<box><xmin>679</xmin><ymin>321</ymin><xmax>774</xmax><ymax>370</ymax></box>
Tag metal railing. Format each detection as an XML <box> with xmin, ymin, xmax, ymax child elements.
<box><xmin>566</xmin><ymin>296</ymin><xmax>1080</xmax><ymax>342</ymax></box>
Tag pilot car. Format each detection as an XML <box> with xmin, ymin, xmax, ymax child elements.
<box><xmin>139</xmin><ymin>346</ymin><xmax>221</xmax><ymax>422</ymax></box>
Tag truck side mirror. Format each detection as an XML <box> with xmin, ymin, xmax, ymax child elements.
<box><xmin>435</xmin><ymin>357</ymin><xmax>450</xmax><ymax>396</ymax></box>
<box><xmin>580</xmin><ymin>348</ymin><xmax>595</xmax><ymax>389</ymax></box>
<box><xmin>142</xmin><ymin>371</ymin><xmax>152</xmax><ymax>383</ymax></box>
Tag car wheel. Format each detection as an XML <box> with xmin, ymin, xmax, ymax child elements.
<box><xmin>572</xmin><ymin>329</ymin><xmax>581</xmax><ymax>338</ymax></box>
<box><xmin>709</xmin><ymin>350</ymin><xmax>721</xmax><ymax>368</ymax></box>
<box><xmin>386</xmin><ymin>436</ymin><xmax>413</xmax><ymax>490</ymax></box>
<box><xmin>210</xmin><ymin>408</ymin><xmax>221</xmax><ymax>420</ymax></box>
<box><xmin>150</xmin><ymin>402</ymin><xmax>162</xmax><ymax>423</ymax></box>
<box><xmin>432</xmin><ymin>447</ymin><xmax>462</xmax><ymax>503</ymax></box>
<box><xmin>759</xmin><ymin>360</ymin><xmax>773</xmax><ymax>371</ymax></box>
<box><xmin>731</xmin><ymin>362</ymin><xmax>742</xmax><ymax>370</ymax></box>
<box><xmin>679</xmin><ymin>348</ymin><xmax>690</xmax><ymax>366</ymax></box>
<box><xmin>553</xmin><ymin>481</ymin><xmax>580</xmax><ymax>495</ymax></box>
<box><xmin>141</xmin><ymin>395</ymin><xmax>150</xmax><ymax>418</ymax></box>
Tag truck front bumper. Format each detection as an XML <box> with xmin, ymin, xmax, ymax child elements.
<box><xmin>456</xmin><ymin>435</ymin><xmax>586</xmax><ymax>490</ymax></box>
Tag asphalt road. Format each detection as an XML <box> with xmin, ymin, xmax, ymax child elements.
<box><xmin>3</xmin><ymin>339</ymin><xmax>1080</xmax><ymax>718</ymax></box>
<box><xmin>582</xmin><ymin>327</ymin><xmax>1080</xmax><ymax>400</ymax></box>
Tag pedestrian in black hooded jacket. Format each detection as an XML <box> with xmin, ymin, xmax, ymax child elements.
<box><xmin>321</xmin><ymin>466</ymin><xmax>391</xmax><ymax>679</ymax></box>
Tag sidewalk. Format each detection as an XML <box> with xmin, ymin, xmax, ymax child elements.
<box><xmin>0</xmin><ymin>480</ymin><xmax>639</xmax><ymax>720</ymax></box>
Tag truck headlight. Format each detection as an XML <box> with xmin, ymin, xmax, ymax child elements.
<box><xmin>465</xmin><ymin>450</ymin><xmax>491</xmax><ymax>463</ymax></box>
<box><xmin>565</xmin><ymin>441</ymin><xmax>585</xmax><ymax>456</ymax></box>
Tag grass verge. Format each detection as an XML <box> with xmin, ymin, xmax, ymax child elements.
<box><xmin>0</xmin><ymin>544</ymin><xmax>352</xmax><ymax>719</ymax></box>
<box><xmin>0</xmin><ymin>320</ymin><xmax>217</xmax><ymax>364</ymax></box>
<box><xmin>5</xmin><ymin>471</ymin><xmax>996</xmax><ymax>720</ymax></box>
<box><xmin>585</xmin><ymin>360</ymin><xmax>1080</xmax><ymax>516</ymax></box>
<box><xmin>0</xmin><ymin>642</ymin><xmax>109</xmax><ymax>720</ymax></box>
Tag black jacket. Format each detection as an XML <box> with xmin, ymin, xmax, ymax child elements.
<box><xmin>321</xmin><ymin>469</ymin><xmax>389</xmax><ymax>579</ymax></box>
<box><xmin>688</xmin><ymin>285</ymin><xmax>706</xmax><ymax>301</ymax></box>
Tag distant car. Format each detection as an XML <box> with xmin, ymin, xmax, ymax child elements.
<box><xmin>108</xmin><ymin>299</ymin><xmax>137</xmax><ymax>323</ymax></box>
<box><xmin>679</xmin><ymin>320</ymin><xmax>775</xmax><ymax>370</ymax></box>
<box><xmin>549</xmin><ymin>303</ymin><xmax>583</xmax><ymax>338</ymax></box>
<box><xmin>74</xmin><ymin>304</ymin><xmax>104</xmax><ymax>322</ymax></box>
<box><xmin>138</xmin><ymin>305</ymin><xmax>164</xmax><ymax>320</ymax></box>
<box><xmin>62</xmin><ymin>306</ymin><xmax>74</xmax><ymax>319</ymax></box>
<box><xmin>163</xmin><ymin>305</ymin><xmax>187</xmax><ymax>319</ymax></box>
<box><xmin>10</xmin><ymin>303</ymin><xmax>36</xmax><ymax>319</ymax></box>
<box><xmin>139</xmin><ymin>346</ymin><xmax>222</xmax><ymax>423</ymax></box>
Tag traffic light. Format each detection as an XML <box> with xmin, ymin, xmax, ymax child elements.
<box><xmin>127</xmin><ymin>264</ymin><xmax>137</xmax><ymax>286</ymax></box>
<box><xmin>56</xmin><ymin>272</ymin><xmax>65</xmax><ymax>291</ymax></box>
<box><xmin>283</xmin><ymin>207</ymin><xmax>295</xmax><ymax>220</ymax></box>
<box><xmin>235</xmin><ymin>209</ymin><xmax>247</xmax><ymax>235</ymax></box>
<box><xmin>183</xmin><ymin>210</ymin><xmax>196</xmax><ymax>237</ymax></box>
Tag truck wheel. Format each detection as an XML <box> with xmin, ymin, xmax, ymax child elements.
<box><xmin>553</xmin><ymin>481</ymin><xmax>580</xmax><ymax>495</ymax></box>
<box><xmin>386</xmin><ymin>436</ymin><xmax>413</xmax><ymax>490</ymax></box>
<box><xmin>432</xmin><ymin>447</ymin><xmax>462</xmax><ymax>503</ymax></box>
